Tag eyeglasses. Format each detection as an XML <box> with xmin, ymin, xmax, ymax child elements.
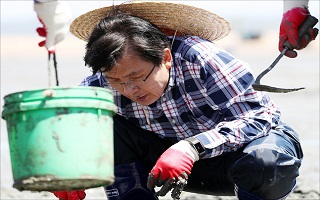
<box><xmin>101</xmin><ymin>65</ymin><xmax>156</xmax><ymax>89</ymax></box>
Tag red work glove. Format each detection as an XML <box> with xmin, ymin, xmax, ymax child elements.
<box><xmin>147</xmin><ymin>140</ymin><xmax>200</xmax><ymax>198</ymax></box>
<box><xmin>279</xmin><ymin>7</ymin><xmax>318</xmax><ymax>58</ymax></box>
<box><xmin>52</xmin><ymin>190</ymin><xmax>86</xmax><ymax>200</ymax></box>
<box><xmin>34</xmin><ymin>1</ymin><xmax>71</xmax><ymax>53</ymax></box>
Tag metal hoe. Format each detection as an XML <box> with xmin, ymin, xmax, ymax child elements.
<box><xmin>252</xmin><ymin>15</ymin><xmax>318</xmax><ymax>93</ymax></box>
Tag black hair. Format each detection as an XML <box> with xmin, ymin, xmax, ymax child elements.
<box><xmin>84</xmin><ymin>13</ymin><xmax>170</xmax><ymax>74</ymax></box>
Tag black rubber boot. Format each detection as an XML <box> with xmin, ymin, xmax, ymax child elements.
<box><xmin>235</xmin><ymin>184</ymin><xmax>290</xmax><ymax>200</ymax></box>
<box><xmin>104</xmin><ymin>161</ymin><xmax>158</xmax><ymax>200</ymax></box>
<box><xmin>235</xmin><ymin>184</ymin><xmax>262</xmax><ymax>200</ymax></box>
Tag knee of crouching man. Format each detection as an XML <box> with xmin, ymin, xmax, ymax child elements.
<box><xmin>231</xmin><ymin>148</ymin><xmax>301</xmax><ymax>199</ymax></box>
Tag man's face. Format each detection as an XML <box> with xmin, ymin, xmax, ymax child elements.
<box><xmin>101</xmin><ymin>48</ymin><xmax>172</xmax><ymax>106</ymax></box>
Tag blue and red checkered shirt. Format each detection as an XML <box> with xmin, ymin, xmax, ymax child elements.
<box><xmin>80</xmin><ymin>36</ymin><xmax>281</xmax><ymax>158</ymax></box>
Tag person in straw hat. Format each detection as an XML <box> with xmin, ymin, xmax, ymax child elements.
<box><xmin>35</xmin><ymin>1</ymin><xmax>307</xmax><ymax>200</ymax></box>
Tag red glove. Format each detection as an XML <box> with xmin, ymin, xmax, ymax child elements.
<box><xmin>52</xmin><ymin>190</ymin><xmax>86</xmax><ymax>200</ymax></box>
<box><xmin>36</xmin><ymin>19</ymin><xmax>49</xmax><ymax>49</ymax></box>
<box><xmin>279</xmin><ymin>7</ymin><xmax>318</xmax><ymax>58</ymax></box>
<box><xmin>147</xmin><ymin>140</ymin><xmax>200</xmax><ymax>197</ymax></box>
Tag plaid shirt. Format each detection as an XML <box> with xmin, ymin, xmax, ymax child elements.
<box><xmin>80</xmin><ymin>36</ymin><xmax>281</xmax><ymax>158</ymax></box>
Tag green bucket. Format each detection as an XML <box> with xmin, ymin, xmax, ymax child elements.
<box><xmin>1</xmin><ymin>86</ymin><xmax>117</xmax><ymax>191</ymax></box>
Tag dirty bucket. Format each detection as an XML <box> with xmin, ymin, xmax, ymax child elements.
<box><xmin>1</xmin><ymin>86</ymin><xmax>117</xmax><ymax>191</ymax></box>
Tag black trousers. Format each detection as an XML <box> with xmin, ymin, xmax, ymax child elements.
<box><xmin>112</xmin><ymin>114</ymin><xmax>303</xmax><ymax>199</ymax></box>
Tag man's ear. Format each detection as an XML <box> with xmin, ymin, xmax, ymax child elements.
<box><xmin>163</xmin><ymin>48</ymin><xmax>172</xmax><ymax>69</ymax></box>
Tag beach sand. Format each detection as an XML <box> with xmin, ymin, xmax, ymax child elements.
<box><xmin>1</xmin><ymin>32</ymin><xmax>319</xmax><ymax>199</ymax></box>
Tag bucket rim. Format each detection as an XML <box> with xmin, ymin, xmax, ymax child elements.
<box><xmin>1</xmin><ymin>86</ymin><xmax>117</xmax><ymax>118</ymax></box>
<box><xmin>3</xmin><ymin>86</ymin><xmax>112</xmax><ymax>100</ymax></box>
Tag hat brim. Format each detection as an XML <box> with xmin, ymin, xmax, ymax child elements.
<box><xmin>70</xmin><ymin>2</ymin><xmax>231</xmax><ymax>42</ymax></box>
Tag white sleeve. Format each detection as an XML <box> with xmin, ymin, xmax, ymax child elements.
<box><xmin>283</xmin><ymin>0</ymin><xmax>309</xmax><ymax>13</ymax></box>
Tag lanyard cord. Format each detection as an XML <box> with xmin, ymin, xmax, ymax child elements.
<box><xmin>48</xmin><ymin>52</ymin><xmax>59</xmax><ymax>86</ymax></box>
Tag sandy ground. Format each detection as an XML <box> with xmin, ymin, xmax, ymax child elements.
<box><xmin>1</xmin><ymin>31</ymin><xmax>319</xmax><ymax>200</ymax></box>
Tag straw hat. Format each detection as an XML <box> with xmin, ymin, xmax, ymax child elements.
<box><xmin>70</xmin><ymin>1</ymin><xmax>231</xmax><ymax>42</ymax></box>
